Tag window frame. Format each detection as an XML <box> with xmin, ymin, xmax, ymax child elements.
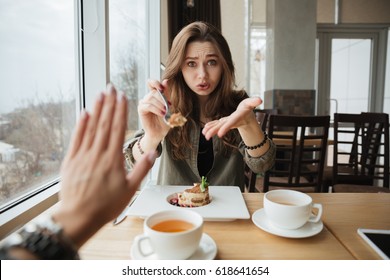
<box><xmin>0</xmin><ymin>0</ymin><xmax>160</xmax><ymax>239</ymax></box>
<box><xmin>316</xmin><ymin>24</ymin><xmax>389</xmax><ymax>116</ymax></box>
<box><xmin>0</xmin><ymin>0</ymin><xmax>84</xmax><ymax>238</ymax></box>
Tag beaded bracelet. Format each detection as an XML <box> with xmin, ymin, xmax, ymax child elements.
<box><xmin>244</xmin><ymin>132</ymin><xmax>268</xmax><ymax>150</ymax></box>
<box><xmin>136</xmin><ymin>135</ymin><xmax>145</xmax><ymax>155</ymax></box>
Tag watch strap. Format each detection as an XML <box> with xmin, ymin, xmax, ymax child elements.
<box><xmin>2</xmin><ymin>216</ymin><xmax>79</xmax><ymax>260</ymax></box>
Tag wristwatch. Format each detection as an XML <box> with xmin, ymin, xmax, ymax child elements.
<box><xmin>0</xmin><ymin>216</ymin><xmax>79</xmax><ymax>260</ymax></box>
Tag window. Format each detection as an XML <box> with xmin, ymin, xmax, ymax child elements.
<box><xmin>109</xmin><ymin>0</ymin><xmax>160</xmax><ymax>184</ymax></box>
<box><xmin>0</xmin><ymin>1</ymin><xmax>76</xmax><ymax>210</ymax></box>
<box><xmin>248</xmin><ymin>26</ymin><xmax>266</xmax><ymax>100</ymax></box>
<box><xmin>316</xmin><ymin>26</ymin><xmax>388</xmax><ymax>116</ymax></box>
<box><xmin>384</xmin><ymin>28</ymin><xmax>390</xmax><ymax>115</ymax></box>
<box><xmin>330</xmin><ymin>38</ymin><xmax>372</xmax><ymax>114</ymax></box>
<box><xmin>0</xmin><ymin>0</ymin><xmax>160</xmax><ymax>229</ymax></box>
<box><xmin>0</xmin><ymin>0</ymin><xmax>160</xmax><ymax>236</ymax></box>
<box><xmin>109</xmin><ymin>0</ymin><xmax>148</xmax><ymax>136</ymax></box>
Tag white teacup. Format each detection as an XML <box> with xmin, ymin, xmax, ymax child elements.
<box><xmin>264</xmin><ymin>190</ymin><xmax>323</xmax><ymax>230</ymax></box>
<box><xmin>133</xmin><ymin>210</ymin><xmax>203</xmax><ymax>260</ymax></box>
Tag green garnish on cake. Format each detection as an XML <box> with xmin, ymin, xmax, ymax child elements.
<box><xmin>200</xmin><ymin>176</ymin><xmax>208</xmax><ymax>192</ymax></box>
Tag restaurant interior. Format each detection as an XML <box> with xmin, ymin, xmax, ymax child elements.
<box><xmin>0</xmin><ymin>0</ymin><xmax>389</xmax><ymax>261</ymax></box>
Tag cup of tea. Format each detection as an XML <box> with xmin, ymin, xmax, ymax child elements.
<box><xmin>263</xmin><ymin>189</ymin><xmax>323</xmax><ymax>230</ymax></box>
<box><xmin>133</xmin><ymin>210</ymin><xmax>203</xmax><ymax>259</ymax></box>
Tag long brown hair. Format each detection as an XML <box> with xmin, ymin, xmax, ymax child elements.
<box><xmin>163</xmin><ymin>21</ymin><xmax>247</xmax><ymax>160</ymax></box>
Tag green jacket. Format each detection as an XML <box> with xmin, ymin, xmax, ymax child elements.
<box><xmin>124</xmin><ymin>127</ymin><xmax>276</xmax><ymax>191</ymax></box>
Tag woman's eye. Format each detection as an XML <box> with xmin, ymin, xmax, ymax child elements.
<box><xmin>208</xmin><ymin>60</ymin><xmax>217</xmax><ymax>66</ymax></box>
<box><xmin>187</xmin><ymin>61</ymin><xmax>196</xmax><ymax>67</ymax></box>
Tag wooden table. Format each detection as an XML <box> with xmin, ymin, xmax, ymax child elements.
<box><xmin>79</xmin><ymin>193</ymin><xmax>390</xmax><ymax>260</ymax></box>
<box><xmin>312</xmin><ymin>193</ymin><xmax>390</xmax><ymax>260</ymax></box>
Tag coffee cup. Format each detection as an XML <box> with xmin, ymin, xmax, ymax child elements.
<box><xmin>133</xmin><ymin>210</ymin><xmax>203</xmax><ymax>259</ymax></box>
<box><xmin>263</xmin><ymin>189</ymin><xmax>322</xmax><ymax>230</ymax></box>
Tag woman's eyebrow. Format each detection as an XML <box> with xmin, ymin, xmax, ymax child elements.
<box><xmin>206</xmin><ymin>53</ymin><xmax>219</xmax><ymax>58</ymax></box>
<box><xmin>185</xmin><ymin>56</ymin><xmax>198</xmax><ymax>60</ymax></box>
<box><xmin>185</xmin><ymin>53</ymin><xmax>219</xmax><ymax>60</ymax></box>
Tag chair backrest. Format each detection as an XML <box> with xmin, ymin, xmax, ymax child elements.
<box><xmin>332</xmin><ymin>113</ymin><xmax>362</xmax><ymax>169</ymax></box>
<box><xmin>263</xmin><ymin>115</ymin><xmax>330</xmax><ymax>192</ymax></box>
<box><xmin>254</xmin><ymin>109</ymin><xmax>278</xmax><ymax>131</ymax></box>
<box><xmin>332</xmin><ymin>112</ymin><xmax>389</xmax><ymax>189</ymax></box>
<box><xmin>244</xmin><ymin>109</ymin><xmax>278</xmax><ymax>192</ymax></box>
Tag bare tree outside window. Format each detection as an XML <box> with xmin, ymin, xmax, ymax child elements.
<box><xmin>0</xmin><ymin>94</ymin><xmax>75</xmax><ymax>205</ymax></box>
<box><xmin>0</xmin><ymin>1</ymin><xmax>76</xmax><ymax>208</ymax></box>
<box><xmin>111</xmin><ymin>44</ymin><xmax>142</xmax><ymax>131</ymax></box>
<box><xmin>109</xmin><ymin>0</ymin><xmax>147</xmax><ymax>136</ymax></box>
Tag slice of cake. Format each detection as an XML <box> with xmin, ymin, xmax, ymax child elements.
<box><xmin>178</xmin><ymin>177</ymin><xmax>210</xmax><ymax>207</ymax></box>
<box><xmin>167</xmin><ymin>112</ymin><xmax>187</xmax><ymax>128</ymax></box>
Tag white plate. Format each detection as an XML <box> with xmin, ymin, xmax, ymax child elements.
<box><xmin>127</xmin><ymin>185</ymin><xmax>250</xmax><ymax>221</ymax></box>
<box><xmin>130</xmin><ymin>233</ymin><xmax>217</xmax><ymax>260</ymax></box>
<box><xmin>251</xmin><ymin>208</ymin><xmax>323</xmax><ymax>238</ymax></box>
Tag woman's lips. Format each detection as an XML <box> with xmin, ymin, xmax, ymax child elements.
<box><xmin>197</xmin><ymin>83</ymin><xmax>210</xmax><ymax>90</ymax></box>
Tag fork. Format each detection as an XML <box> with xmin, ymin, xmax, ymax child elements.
<box><xmin>157</xmin><ymin>89</ymin><xmax>171</xmax><ymax>125</ymax></box>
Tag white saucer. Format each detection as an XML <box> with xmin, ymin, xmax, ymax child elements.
<box><xmin>252</xmin><ymin>208</ymin><xmax>323</xmax><ymax>238</ymax></box>
<box><xmin>130</xmin><ymin>233</ymin><xmax>217</xmax><ymax>260</ymax></box>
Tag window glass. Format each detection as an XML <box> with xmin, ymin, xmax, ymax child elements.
<box><xmin>249</xmin><ymin>27</ymin><xmax>266</xmax><ymax>101</ymax></box>
<box><xmin>0</xmin><ymin>1</ymin><xmax>76</xmax><ymax>208</ymax></box>
<box><xmin>384</xmin><ymin>29</ymin><xmax>390</xmax><ymax>115</ymax></box>
<box><xmin>109</xmin><ymin>0</ymin><xmax>147</xmax><ymax>137</ymax></box>
<box><xmin>330</xmin><ymin>38</ymin><xmax>371</xmax><ymax>114</ymax></box>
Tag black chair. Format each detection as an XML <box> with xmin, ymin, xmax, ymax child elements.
<box><xmin>260</xmin><ymin>115</ymin><xmax>330</xmax><ymax>193</ymax></box>
<box><xmin>244</xmin><ymin>109</ymin><xmax>277</xmax><ymax>192</ymax></box>
<box><xmin>332</xmin><ymin>112</ymin><xmax>389</xmax><ymax>193</ymax></box>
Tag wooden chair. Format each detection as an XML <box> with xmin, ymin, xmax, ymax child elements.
<box><xmin>320</xmin><ymin>113</ymin><xmax>362</xmax><ymax>192</ymax></box>
<box><xmin>244</xmin><ymin>109</ymin><xmax>277</xmax><ymax>192</ymax></box>
<box><xmin>254</xmin><ymin>109</ymin><xmax>278</xmax><ymax>131</ymax></box>
<box><xmin>260</xmin><ymin>115</ymin><xmax>330</xmax><ymax>193</ymax></box>
<box><xmin>332</xmin><ymin>112</ymin><xmax>389</xmax><ymax>193</ymax></box>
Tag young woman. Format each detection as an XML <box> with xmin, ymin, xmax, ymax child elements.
<box><xmin>125</xmin><ymin>21</ymin><xmax>275</xmax><ymax>190</ymax></box>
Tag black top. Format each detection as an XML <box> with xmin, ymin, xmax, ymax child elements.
<box><xmin>197</xmin><ymin>131</ymin><xmax>214</xmax><ymax>177</ymax></box>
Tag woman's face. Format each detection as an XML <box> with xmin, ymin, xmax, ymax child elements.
<box><xmin>181</xmin><ymin>41</ymin><xmax>223</xmax><ymax>98</ymax></box>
